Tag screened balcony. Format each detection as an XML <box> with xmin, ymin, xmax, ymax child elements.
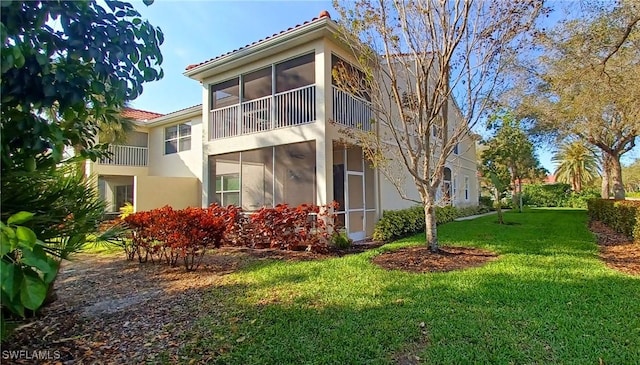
<box><xmin>331</xmin><ymin>86</ymin><xmax>372</xmax><ymax>131</ymax></box>
<box><xmin>209</xmin><ymin>53</ymin><xmax>317</xmax><ymax>140</ymax></box>
<box><xmin>330</xmin><ymin>54</ymin><xmax>373</xmax><ymax>131</ymax></box>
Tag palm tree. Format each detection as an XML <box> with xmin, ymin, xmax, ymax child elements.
<box><xmin>552</xmin><ymin>141</ymin><xmax>600</xmax><ymax>192</ymax></box>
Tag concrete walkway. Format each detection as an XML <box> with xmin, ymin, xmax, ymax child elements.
<box><xmin>454</xmin><ymin>210</ymin><xmax>510</xmax><ymax>221</ymax></box>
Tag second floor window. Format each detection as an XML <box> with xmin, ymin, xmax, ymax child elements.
<box><xmin>165</xmin><ymin>122</ymin><xmax>191</xmax><ymax>154</ymax></box>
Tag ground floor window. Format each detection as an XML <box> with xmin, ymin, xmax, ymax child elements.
<box><xmin>98</xmin><ymin>175</ymin><xmax>134</xmax><ymax>213</ymax></box>
<box><xmin>209</xmin><ymin>141</ymin><xmax>316</xmax><ymax>210</ymax></box>
<box><xmin>215</xmin><ymin>174</ymin><xmax>240</xmax><ymax>206</ymax></box>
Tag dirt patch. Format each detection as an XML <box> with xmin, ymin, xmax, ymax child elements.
<box><xmin>590</xmin><ymin>220</ymin><xmax>640</xmax><ymax>276</ymax></box>
<box><xmin>372</xmin><ymin>246</ymin><xmax>498</xmax><ymax>274</ymax></box>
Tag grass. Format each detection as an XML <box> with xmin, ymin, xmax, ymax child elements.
<box><xmin>170</xmin><ymin>209</ymin><xmax>639</xmax><ymax>364</ymax></box>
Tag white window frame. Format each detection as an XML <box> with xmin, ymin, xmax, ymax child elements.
<box><xmin>164</xmin><ymin>122</ymin><xmax>192</xmax><ymax>154</ymax></box>
<box><xmin>215</xmin><ymin>174</ymin><xmax>240</xmax><ymax>206</ymax></box>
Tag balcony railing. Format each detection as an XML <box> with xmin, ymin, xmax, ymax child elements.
<box><xmin>332</xmin><ymin>86</ymin><xmax>373</xmax><ymax>131</ymax></box>
<box><xmin>98</xmin><ymin>145</ymin><xmax>148</xmax><ymax>167</ymax></box>
<box><xmin>210</xmin><ymin>84</ymin><xmax>316</xmax><ymax>140</ymax></box>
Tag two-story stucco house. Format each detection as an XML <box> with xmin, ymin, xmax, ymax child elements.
<box><xmin>93</xmin><ymin>11</ymin><xmax>479</xmax><ymax>240</ymax></box>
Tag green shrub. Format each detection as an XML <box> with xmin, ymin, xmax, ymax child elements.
<box><xmin>330</xmin><ymin>229</ymin><xmax>352</xmax><ymax>249</ymax></box>
<box><xmin>587</xmin><ymin>198</ymin><xmax>640</xmax><ymax>242</ymax></box>
<box><xmin>566</xmin><ymin>189</ymin><xmax>600</xmax><ymax>208</ymax></box>
<box><xmin>373</xmin><ymin>205</ymin><xmax>466</xmax><ymax>241</ymax></box>
<box><xmin>522</xmin><ymin>183</ymin><xmax>571</xmax><ymax>207</ymax></box>
<box><xmin>479</xmin><ymin>196</ymin><xmax>493</xmax><ymax>209</ymax></box>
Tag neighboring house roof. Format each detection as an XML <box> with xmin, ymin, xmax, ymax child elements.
<box><xmin>122</xmin><ymin>107</ymin><xmax>164</xmax><ymax>122</ymax></box>
<box><xmin>184</xmin><ymin>10</ymin><xmax>332</xmax><ymax>73</ymax></box>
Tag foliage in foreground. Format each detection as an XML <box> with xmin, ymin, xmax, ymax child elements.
<box><xmin>588</xmin><ymin>198</ymin><xmax>640</xmax><ymax>243</ymax></box>
<box><xmin>372</xmin><ymin>205</ymin><xmax>489</xmax><ymax>241</ymax></box>
<box><xmin>175</xmin><ymin>209</ymin><xmax>639</xmax><ymax>364</ymax></box>
<box><xmin>1</xmin><ymin>213</ymin><xmax>58</xmax><ymax>320</ymax></box>
<box><xmin>1</xmin><ymin>0</ymin><xmax>163</xmax><ymax>172</ymax></box>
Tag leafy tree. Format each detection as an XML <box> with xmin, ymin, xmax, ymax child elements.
<box><xmin>480</xmin><ymin>161</ymin><xmax>511</xmax><ymax>224</ymax></box>
<box><xmin>622</xmin><ymin>159</ymin><xmax>640</xmax><ymax>192</ymax></box>
<box><xmin>516</xmin><ymin>0</ymin><xmax>640</xmax><ymax>199</ymax></box>
<box><xmin>481</xmin><ymin>111</ymin><xmax>547</xmax><ymax>212</ymax></box>
<box><xmin>552</xmin><ymin>141</ymin><xmax>600</xmax><ymax>192</ymax></box>
<box><xmin>1</xmin><ymin>0</ymin><xmax>164</xmax><ymax>173</ymax></box>
<box><xmin>333</xmin><ymin>0</ymin><xmax>545</xmax><ymax>251</ymax></box>
<box><xmin>0</xmin><ymin>0</ymin><xmax>163</xmax><ymax>321</ymax></box>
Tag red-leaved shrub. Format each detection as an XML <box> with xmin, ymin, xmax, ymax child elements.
<box><xmin>123</xmin><ymin>202</ymin><xmax>339</xmax><ymax>270</ymax></box>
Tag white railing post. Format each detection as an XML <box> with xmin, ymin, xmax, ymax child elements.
<box><xmin>208</xmin><ymin>84</ymin><xmax>317</xmax><ymax>139</ymax></box>
<box><xmin>98</xmin><ymin>145</ymin><xmax>148</xmax><ymax>166</ymax></box>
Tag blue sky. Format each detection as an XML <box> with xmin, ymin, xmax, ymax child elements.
<box><xmin>128</xmin><ymin>0</ymin><xmax>638</xmax><ymax>172</ymax></box>
<box><xmin>131</xmin><ymin>0</ymin><xmax>333</xmax><ymax>114</ymax></box>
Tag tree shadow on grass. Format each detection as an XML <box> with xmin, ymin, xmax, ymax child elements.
<box><xmin>178</xmin><ymin>254</ymin><xmax>640</xmax><ymax>365</ymax></box>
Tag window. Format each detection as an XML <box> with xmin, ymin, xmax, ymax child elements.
<box><xmin>464</xmin><ymin>176</ymin><xmax>470</xmax><ymax>200</ymax></box>
<box><xmin>211</xmin><ymin>77</ymin><xmax>240</xmax><ymax>109</ymax></box>
<box><xmin>165</xmin><ymin>122</ymin><xmax>191</xmax><ymax>154</ymax></box>
<box><xmin>331</xmin><ymin>54</ymin><xmax>370</xmax><ymax>101</ymax></box>
<box><xmin>453</xmin><ymin>143</ymin><xmax>459</xmax><ymax>155</ymax></box>
<box><xmin>115</xmin><ymin>184</ymin><xmax>133</xmax><ymax>212</ymax></box>
<box><xmin>215</xmin><ymin>174</ymin><xmax>240</xmax><ymax>206</ymax></box>
<box><xmin>243</xmin><ymin>67</ymin><xmax>272</xmax><ymax>101</ymax></box>
<box><xmin>276</xmin><ymin>53</ymin><xmax>315</xmax><ymax>93</ymax></box>
<box><xmin>209</xmin><ymin>141</ymin><xmax>316</xmax><ymax>209</ymax></box>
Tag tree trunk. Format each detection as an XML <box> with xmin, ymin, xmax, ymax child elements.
<box><xmin>610</xmin><ymin>154</ymin><xmax>625</xmax><ymax>200</ymax></box>
<box><xmin>493</xmin><ymin>188</ymin><xmax>504</xmax><ymax>224</ymax></box>
<box><xmin>424</xmin><ymin>202</ymin><xmax>438</xmax><ymax>252</ymax></box>
<box><xmin>601</xmin><ymin>154</ymin><xmax>611</xmax><ymax>198</ymax></box>
<box><xmin>511</xmin><ymin>178</ymin><xmax>518</xmax><ymax>209</ymax></box>
<box><xmin>517</xmin><ymin>178</ymin><xmax>523</xmax><ymax>212</ymax></box>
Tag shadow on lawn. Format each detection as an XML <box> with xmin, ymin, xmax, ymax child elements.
<box><xmin>181</xmin><ymin>254</ymin><xmax>640</xmax><ymax>365</ymax></box>
<box><xmin>174</xmin><ymin>209</ymin><xmax>639</xmax><ymax>364</ymax></box>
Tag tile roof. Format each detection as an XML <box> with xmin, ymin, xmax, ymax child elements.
<box><xmin>122</xmin><ymin>107</ymin><xmax>164</xmax><ymax>121</ymax></box>
<box><xmin>185</xmin><ymin>10</ymin><xmax>331</xmax><ymax>71</ymax></box>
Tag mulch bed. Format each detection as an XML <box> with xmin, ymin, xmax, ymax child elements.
<box><xmin>590</xmin><ymin>220</ymin><xmax>640</xmax><ymax>276</ymax></box>
<box><xmin>372</xmin><ymin>246</ymin><xmax>498</xmax><ymax>273</ymax></box>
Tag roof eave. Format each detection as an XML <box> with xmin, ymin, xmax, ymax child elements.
<box><xmin>144</xmin><ymin>105</ymin><xmax>202</xmax><ymax>127</ymax></box>
<box><xmin>183</xmin><ymin>18</ymin><xmax>338</xmax><ymax>81</ymax></box>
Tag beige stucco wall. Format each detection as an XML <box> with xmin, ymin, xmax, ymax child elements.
<box><xmin>147</xmin><ymin>115</ymin><xmax>203</xmax><ymax>180</ymax></box>
<box><xmin>134</xmin><ymin>175</ymin><xmax>200</xmax><ymax>212</ymax></box>
<box><xmin>201</xmin><ymin>38</ymin><xmax>331</xmax><ymax>207</ymax></box>
<box><xmin>196</xmin><ymin>28</ymin><xmax>479</xmax><ymax>222</ymax></box>
<box><xmin>91</xmin><ymin>164</ymin><xmax>148</xmax><ymax>177</ymax></box>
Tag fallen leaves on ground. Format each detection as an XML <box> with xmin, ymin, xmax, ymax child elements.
<box><xmin>590</xmin><ymin>220</ymin><xmax>640</xmax><ymax>276</ymax></box>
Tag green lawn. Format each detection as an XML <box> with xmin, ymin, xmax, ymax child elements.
<box><xmin>172</xmin><ymin>209</ymin><xmax>640</xmax><ymax>364</ymax></box>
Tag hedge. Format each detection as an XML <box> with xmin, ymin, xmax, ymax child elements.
<box><xmin>587</xmin><ymin>199</ymin><xmax>640</xmax><ymax>243</ymax></box>
<box><xmin>372</xmin><ymin>205</ymin><xmax>488</xmax><ymax>241</ymax></box>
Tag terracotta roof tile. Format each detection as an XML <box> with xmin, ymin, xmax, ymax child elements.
<box><xmin>185</xmin><ymin>10</ymin><xmax>331</xmax><ymax>71</ymax></box>
<box><xmin>122</xmin><ymin>107</ymin><xmax>164</xmax><ymax>121</ymax></box>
